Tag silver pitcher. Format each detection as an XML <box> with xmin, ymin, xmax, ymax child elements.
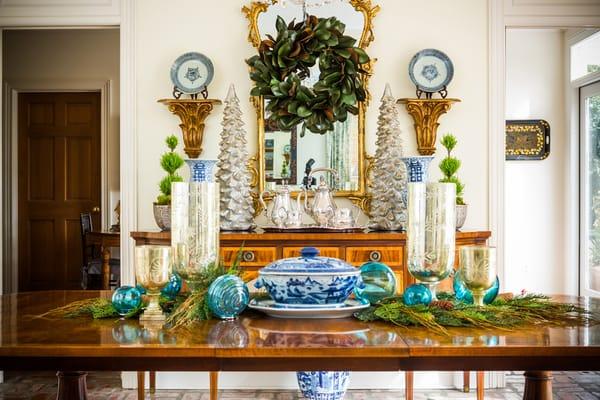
<box><xmin>260</xmin><ymin>183</ymin><xmax>302</xmax><ymax>228</ymax></box>
<box><xmin>303</xmin><ymin>168</ymin><xmax>338</xmax><ymax>227</ymax></box>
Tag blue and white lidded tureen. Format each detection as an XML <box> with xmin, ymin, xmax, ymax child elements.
<box><xmin>255</xmin><ymin>247</ymin><xmax>363</xmax><ymax>308</ymax></box>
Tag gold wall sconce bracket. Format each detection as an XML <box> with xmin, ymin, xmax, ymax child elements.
<box><xmin>158</xmin><ymin>99</ymin><xmax>222</xmax><ymax>159</ymax></box>
<box><xmin>398</xmin><ymin>98</ymin><xmax>460</xmax><ymax>155</ymax></box>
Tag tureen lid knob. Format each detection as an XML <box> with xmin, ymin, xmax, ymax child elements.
<box><xmin>300</xmin><ymin>247</ymin><xmax>320</xmax><ymax>258</ymax></box>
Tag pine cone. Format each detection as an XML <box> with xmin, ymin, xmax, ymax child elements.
<box><xmin>430</xmin><ymin>300</ymin><xmax>454</xmax><ymax>310</ymax></box>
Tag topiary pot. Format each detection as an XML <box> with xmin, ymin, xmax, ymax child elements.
<box><xmin>153</xmin><ymin>203</ymin><xmax>171</xmax><ymax>231</ymax></box>
<box><xmin>456</xmin><ymin>204</ymin><xmax>467</xmax><ymax>231</ymax></box>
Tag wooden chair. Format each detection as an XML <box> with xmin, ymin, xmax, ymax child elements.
<box><xmin>80</xmin><ymin>213</ymin><xmax>152</xmax><ymax>399</ymax></box>
<box><xmin>405</xmin><ymin>371</ymin><xmax>484</xmax><ymax>400</ymax></box>
<box><xmin>79</xmin><ymin>212</ymin><xmax>120</xmax><ymax>289</ymax></box>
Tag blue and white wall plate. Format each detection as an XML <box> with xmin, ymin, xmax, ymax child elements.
<box><xmin>408</xmin><ymin>48</ymin><xmax>454</xmax><ymax>94</ymax></box>
<box><xmin>170</xmin><ymin>52</ymin><xmax>214</xmax><ymax>94</ymax></box>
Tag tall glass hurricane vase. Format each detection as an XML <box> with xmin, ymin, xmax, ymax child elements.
<box><xmin>171</xmin><ymin>181</ymin><xmax>220</xmax><ymax>289</ymax></box>
<box><xmin>407</xmin><ymin>182</ymin><xmax>456</xmax><ymax>300</ymax></box>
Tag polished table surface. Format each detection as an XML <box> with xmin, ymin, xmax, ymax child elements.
<box><xmin>0</xmin><ymin>291</ymin><xmax>599</xmax><ymax>373</ymax></box>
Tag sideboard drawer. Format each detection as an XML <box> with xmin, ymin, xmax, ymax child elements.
<box><xmin>283</xmin><ymin>247</ymin><xmax>341</xmax><ymax>259</ymax></box>
<box><xmin>346</xmin><ymin>246</ymin><xmax>403</xmax><ymax>267</ymax></box>
<box><xmin>220</xmin><ymin>247</ymin><xmax>277</xmax><ymax>267</ymax></box>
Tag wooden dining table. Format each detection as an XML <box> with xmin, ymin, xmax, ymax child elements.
<box><xmin>85</xmin><ymin>231</ymin><xmax>120</xmax><ymax>289</ymax></box>
<box><xmin>0</xmin><ymin>291</ymin><xmax>598</xmax><ymax>400</ymax></box>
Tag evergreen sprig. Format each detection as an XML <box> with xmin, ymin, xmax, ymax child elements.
<box><xmin>354</xmin><ymin>293</ymin><xmax>600</xmax><ymax>336</ymax></box>
<box><xmin>166</xmin><ymin>248</ymin><xmax>244</xmax><ymax>329</ymax></box>
<box><xmin>37</xmin><ymin>298</ymin><xmax>143</xmax><ymax>320</ymax></box>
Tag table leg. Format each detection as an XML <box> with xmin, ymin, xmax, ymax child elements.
<box><xmin>477</xmin><ymin>371</ymin><xmax>484</xmax><ymax>400</ymax></box>
<box><xmin>210</xmin><ymin>371</ymin><xmax>218</xmax><ymax>400</ymax></box>
<box><xmin>463</xmin><ymin>371</ymin><xmax>470</xmax><ymax>392</ymax></box>
<box><xmin>101</xmin><ymin>246</ymin><xmax>110</xmax><ymax>290</ymax></box>
<box><xmin>523</xmin><ymin>371</ymin><xmax>553</xmax><ymax>400</ymax></box>
<box><xmin>137</xmin><ymin>371</ymin><xmax>145</xmax><ymax>400</ymax></box>
<box><xmin>404</xmin><ymin>371</ymin><xmax>413</xmax><ymax>400</ymax></box>
<box><xmin>149</xmin><ymin>371</ymin><xmax>156</xmax><ymax>394</ymax></box>
<box><xmin>56</xmin><ymin>371</ymin><xmax>87</xmax><ymax>400</ymax></box>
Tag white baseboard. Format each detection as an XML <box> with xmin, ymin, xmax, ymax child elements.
<box><xmin>122</xmin><ymin>371</ymin><xmax>505</xmax><ymax>390</ymax></box>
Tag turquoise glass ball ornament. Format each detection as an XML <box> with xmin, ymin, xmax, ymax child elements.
<box><xmin>453</xmin><ymin>270</ymin><xmax>500</xmax><ymax>305</ymax></box>
<box><xmin>207</xmin><ymin>275</ymin><xmax>249</xmax><ymax>320</ymax></box>
<box><xmin>402</xmin><ymin>283</ymin><xmax>432</xmax><ymax>306</ymax></box>
<box><xmin>161</xmin><ymin>273</ymin><xmax>182</xmax><ymax>300</ymax></box>
<box><xmin>135</xmin><ymin>284</ymin><xmax>146</xmax><ymax>295</ymax></box>
<box><xmin>111</xmin><ymin>285</ymin><xmax>142</xmax><ymax>316</ymax></box>
<box><xmin>353</xmin><ymin>261</ymin><xmax>397</xmax><ymax>304</ymax></box>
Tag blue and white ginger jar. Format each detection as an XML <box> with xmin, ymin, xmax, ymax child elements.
<box><xmin>255</xmin><ymin>247</ymin><xmax>362</xmax><ymax>308</ymax></box>
<box><xmin>297</xmin><ymin>371</ymin><xmax>351</xmax><ymax>400</ymax></box>
<box><xmin>185</xmin><ymin>159</ymin><xmax>217</xmax><ymax>183</ymax></box>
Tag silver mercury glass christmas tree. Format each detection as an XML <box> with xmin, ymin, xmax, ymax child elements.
<box><xmin>216</xmin><ymin>84</ymin><xmax>255</xmax><ymax>231</ymax></box>
<box><xmin>369</xmin><ymin>84</ymin><xmax>408</xmax><ymax>231</ymax></box>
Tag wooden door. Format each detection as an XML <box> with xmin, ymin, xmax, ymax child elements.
<box><xmin>18</xmin><ymin>92</ymin><xmax>101</xmax><ymax>291</ymax></box>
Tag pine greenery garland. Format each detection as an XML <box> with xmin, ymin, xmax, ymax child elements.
<box><xmin>355</xmin><ymin>293</ymin><xmax>600</xmax><ymax>336</ymax></box>
<box><xmin>39</xmin><ymin>250</ymin><xmax>245</xmax><ymax>327</ymax></box>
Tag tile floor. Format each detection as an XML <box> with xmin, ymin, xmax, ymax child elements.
<box><xmin>0</xmin><ymin>371</ymin><xmax>598</xmax><ymax>399</ymax></box>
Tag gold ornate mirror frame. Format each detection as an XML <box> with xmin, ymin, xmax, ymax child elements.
<box><xmin>242</xmin><ymin>0</ymin><xmax>379</xmax><ymax>215</ymax></box>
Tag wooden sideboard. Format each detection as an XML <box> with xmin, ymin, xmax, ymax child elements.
<box><xmin>131</xmin><ymin>230</ymin><xmax>491</xmax><ymax>292</ymax></box>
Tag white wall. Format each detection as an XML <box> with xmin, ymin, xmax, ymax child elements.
<box><xmin>135</xmin><ymin>0</ymin><xmax>489</xmax><ymax>233</ymax></box>
<box><xmin>505</xmin><ymin>29</ymin><xmax>567</xmax><ymax>294</ymax></box>
<box><xmin>3</xmin><ymin>28</ymin><xmax>121</xmax><ymax>226</ymax></box>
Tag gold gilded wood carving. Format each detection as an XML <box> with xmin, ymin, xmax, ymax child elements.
<box><xmin>398</xmin><ymin>98</ymin><xmax>460</xmax><ymax>156</ymax></box>
<box><xmin>243</xmin><ymin>0</ymin><xmax>378</xmax><ymax>215</ymax></box>
<box><xmin>158</xmin><ymin>99</ymin><xmax>222</xmax><ymax>159</ymax></box>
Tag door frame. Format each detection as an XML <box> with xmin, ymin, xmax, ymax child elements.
<box><xmin>2</xmin><ymin>81</ymin><xmax>111</xmax><ymax>293</ymax></box>
<box><xmin>0</xmin><ymin>0</ymin><xmax>137</xmax><ymax>294</ymax></box>
<box><xmin>579</xmin><ymin>79</ymin><xmax>600</xmax><ymax>297</ymax></box>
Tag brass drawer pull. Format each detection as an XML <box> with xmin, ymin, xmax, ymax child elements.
<box><xmin>369</xmin><ymin>250</ymin><xmax>382</xmax><ymax>262</ymax></box>
<box><xmin>242</xmin><ymin>250</ymin><xmax>256</xmax><ymax>262</ymax></box>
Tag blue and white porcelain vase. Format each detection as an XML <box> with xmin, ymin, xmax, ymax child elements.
<box><xmin>400</xmin><ymin>155</ymin><xmax>435</xmax><ymax>209</ymax></box>
<box><xmin>185</xmin><ymin>159</ymin><xmax>218</xmax><ymax>183</ymax></box>
<box><xmin>297</xmin><ymin>371</ymin><xmax>351</xmax><ymax>400</ymax></box>
<box><xmin>400</xmin><ymin>155</ymin><xmax>434</xmax><ymax>183</ymax></box>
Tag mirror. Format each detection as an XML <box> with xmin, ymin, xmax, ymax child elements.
<box><xmin>264</xmin><ymin>118</ymin><xmax>359</xmax><ymax>191</ymax></box>
<box><xmin>243</xmin><ymin>0</ymin><xmax>379</xmax><ymax>213</ymax></box>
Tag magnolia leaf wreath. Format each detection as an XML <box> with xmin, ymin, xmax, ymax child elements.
<box><xmin>247</xmin><ymin>15</ymin><xmax>371</xmax><ymax>134</ymax></box>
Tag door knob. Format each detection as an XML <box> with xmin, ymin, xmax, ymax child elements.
<box><xmin>92</xmin><ymin>206</ymin><xmax>101</xmax><ymax>213</ymax></box>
